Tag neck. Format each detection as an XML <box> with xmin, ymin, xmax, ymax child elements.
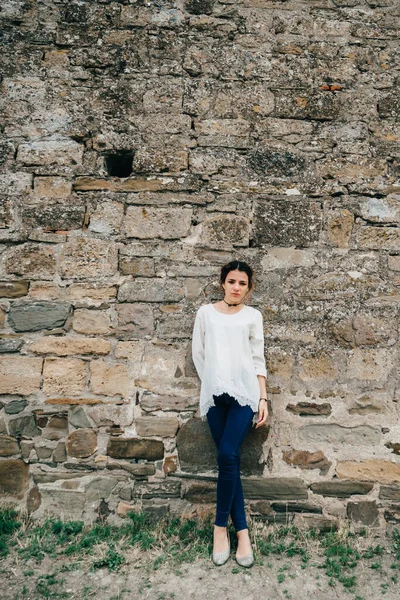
<box><xmin>223</xmin><ymin>298</ymin><xmax>242</xmax><ymax>307</ymax></box>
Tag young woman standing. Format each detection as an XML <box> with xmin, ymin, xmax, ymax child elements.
<box><xmin>192</xmin><ymin>260</ymin><xmax>268</xmax><ymax>567</ymax></box>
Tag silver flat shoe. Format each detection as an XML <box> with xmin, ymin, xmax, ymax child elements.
<box><xmin>236</xmin><ymin>552</ymin><xmax>254</xmax><ymax>568</ymax></box>
<box><xmin>212</xmin><ymin>534</ymin><xmax>230</xmax><ymax>566</ymax></box>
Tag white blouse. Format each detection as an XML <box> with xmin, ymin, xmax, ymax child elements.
<box><xmin>192</xmin><ymin>303</ymin><xmax>267</xmax><ymax>417</ymax></box>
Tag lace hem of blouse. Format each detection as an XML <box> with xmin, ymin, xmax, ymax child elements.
<box><xmin>200</xmin><ymin>385</ymin><xmax>259</xmax><ymax>417</ymax></box>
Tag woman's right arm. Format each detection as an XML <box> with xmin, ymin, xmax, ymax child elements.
<box><xmin>192</xmin><ymin>308</ymin><xmax>205</xmax><ymax>380</ymax></box>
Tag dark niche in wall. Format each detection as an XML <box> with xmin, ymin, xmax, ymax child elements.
<box><xmin>104</xmin><ymin>151</ymin><xmax>134</xmax><ymax>178</ymax></box>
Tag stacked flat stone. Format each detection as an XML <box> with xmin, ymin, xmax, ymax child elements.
<box><xmin>0</xmin><ymin>0</ymin><xmax>399</xmax><ymax>527</ymax></box>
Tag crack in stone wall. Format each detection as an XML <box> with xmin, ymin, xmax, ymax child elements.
<box><xmin>0</xmin><ymin>0</ymin><xmax>399</xmax><ymax>528</ymax></box>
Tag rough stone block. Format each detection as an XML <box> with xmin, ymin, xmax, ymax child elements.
<box><xmin>201</xmin><ymin>214</ymin><xmax>249</xmax><ymax>249</ymax></box>
<box><xmin>135</xmin><ymin>417</ymin><xmax>179</xmax><ymax>438</ymax></box>
<box><xmin>74</xmin><ymin>175</ymin><xmax>199</xmax><ymax>193</ymax></box>
<box><xmin>22</xmin><ymin>201</ymin><xmax>85</xmax><ymax>232</ymax></box>
<box><xmin>326</xmin><ymin>209</ymin><xmax>354</xmax><ymax>248</ymax></box>
<box><xmin>346</xmin><ymin>348</ymin><xmax>394</xmax><ymax>381</ymax></box>
<box><xmin>132</xmin><ymin>148</ymin><xmax>188</xmax><ymax>173</ymax></box>
<box><xmin>107</xmin><ymin>437</ymin><xmax>164</xmax><ymax>460</ymax></box>
<box><xmin>118</xmin><ymin>278</ymin><xmax>185</xmax><ymax>303</ymax></box>
<box><xmin>43</xmin><ymin>358</ymin><xmax>87</xmax><ymax>396</ymax></box>
<box><xmin>66</xmin><ymin>429</ymin><xmax>97</xmax><ymax>458</ymax></box>
<box><xmin>253</xmin><ymin>199</ymin><xmax>322</xmax><ymax>247</ymax></box>
<box><xmin>4</xmin><ymin>398</ymin><xmax>28</xmax><ymax>414</ymax></box>
<box><xmin>337</xmin><ymin>460</ymin><xmax>400</xmax><ymax>484</ymax></box>
<box><xmin>114</xmin><ymin>303</ymin><xmax>154</xmax><ymax>339</ymax></box>
<box><xmin>298</xmin><ymin>351</ymin><xmax>340</xmax><ymax>382</ymax></box>
<box><xmin>347</xmin><ymin>501</ymin><xmax>379</xmax><ymax>526</ymax></box>
<box><xmin>67</xmin><ymin>285</ymin><xmax>117</xmax><ymax>308</ymax></box>
<box><xmin>9</xmin><ymin>414</ymin><xmax>41</xmax><ymax>438</ymax></box>
<box><xmin>274</xmin><ymin>90</ymin><xmax>339</xmax><ymax>121</ymax></box>
<box><xmin>183</xmin><ymin>480</ymin><xmax>216</xmax><ymax>503</ymax></box>
<box><xmin>292</xmin><ymin>514</ymin><xmax>338</xmax><ymax>532</ymax></box>
<box><xmin>17</xmin><ymin>139</ymin><xmax>83</xmax><ymax>166</ymax></box>
<box><xmin>272</xmin><ymin>502</ymin><xmax>322</xmax><ymax>515</ymax></box>
<box><xmin>248</xmin><ymin>148</ymin><xmax>305</xmax><ymax>178</ymax></box>
<box><xmin>69</xmin><ymin>406</ymin><xmax>92</xmax><ymax>429</ymax></box>
<box><xmin>0</xmin><ymin>459</ymin><xmax>29</xmax><ymax>499</ymax></box>
<box><xmin>90</xmin><ymin>360</ymin><xmax>135</xmax><ymax>398</ymax></box>
<box><xmin>0</xmin><ymin>337</ymin><xmax>24</xmax><ymax>353</ymax></box>
<box><xmin>72</xmin><ymin>310</ymin><xmax>112</xmax><ymax>335</ymax></box>
<box><xmin>118</xmin><ymin>256</ymin><xmax>155</xmax><ymax>277</ymax></box>
<box><xmin>330</xmin><ymin>313</ymin><xmax>395</xmax><ymax>348</ymax></box>
<box><xmin>30</xmin><ymin>336</ymin><xmax>111</xmax><ymax>356</ymax></box>
<box><xmin>354</xmin><ymin>226</ymin><xmax>400</xmax><ymax>251</ymax></box>
<box><xmin>262</xmin><ymin>248</ymin><xmax>315</xmax><ymax>271</ymax></box>
<box><xmin>163</xmin><ymin>455</ymin><xmax>177</xmax><ymax>474</ymax></box>
<box><xmin>42</xmin><ymin>415</ymin><xmax>68</xmax><ymax>440</ymax></box>
<box><xmin>0</xmin><ymin>172</ymin><xmax>33</xmax><ymax>195</ymax></box>
<box><xmin>378</xmin><ymin>91</ymin><xmax>400</xmax><ymax>119</ymax></box>
<box><xmin>53</xmin><ymin>442</ymin><xmax>67</xmax><ymax>463</ymax></box>
<box><xmin>286</xmin><ymin>402</ymin><xmax>332</xmax><ymax>416</ymax></box>
<box><xmin>189</xmin><ymin>148</ymin><xmax>242</xmax><ymax>174</ymax></box>
<box><xmin>35</xmin><ymin>486</ymin><xmax>86</xmax><ymax>519</ymax></box>
<box><xmin>380</xmin><ymin>485</ymin><xmax>400</xmax><ymax>501</ymax></box>
<box><xmin>0</xmin><ymin>436</ymin><xmax>20</xmax><ymax>456</ymax></box>
<box><xmin>356</xmin><ymin>196</ymin><xmax>400</xmax><ymax>224</ymax></box>
<box><xmin>107</xmin><ymin>460</ymin><xmax>156</xmax><ymax>477</ymax></box>
<box><xmin>0</xmin><ymin>356</ymin><xmax>42</xmax><ymax>395</ymax></box>
<box><xmin>310</xmin><ymin>481</ymin><xmax>374</xmax><ymax>498</ymax></box>
<box><xmin>85</xmin><ymin>477</ymin><xmax>118</xmax><ymax>502</ymax></box>
<box><xmin>88</xmin><ymin>200</ymin><xmax>124</xmax><ymax>236</ymax></box>
<box><xmin>27</xmin><ymin>486</ymin><xmax>41</xmax><ymax>513</ymax></box>
<box><xmin>282</xmin><ymin>449</ymin><xmax>331</xmax><ymax>473</ymax></box>
<box><xmin>123</xmin><ymin>206</ymin><xmax>192</xmax><ymax>240</ymax></box>
<box><xmin>8</xmin><ymin>301</ymin><xmax>71</xmax><ymax>332</ymax></box>
<box><xmin>140</xmin><ymin>393</ymin><xmax>198</xmax><ymax>412</ymax></box>
<box><xmin>5</xmin><ymin>244</ymin><xmax>57</xmax><ymax>279</ymax></box>
<box><xmin>60</xmin><ymin>238</ymin><xmax>118</xmax><ymax>279</ymax></box>
<box><xmin>242</xmin><ymin>477</ymin><xmax>308</xmax><ymax>501</ymax></box>
<box><xmin>0</xmin><ymin>281</ymin><xmax>29</xmax><ymax>298</ymax></box>
<box><xmin>33</xmin><ymin>176</ymin><xmax>72</xmax><ymax>198</ymax></box>
<box><xmin>299</xmin><ymin>424</ymin><xmax>381</xmax><ymax>445</ymax></box>
<box><xmin>86</xmin><ymin>404</ymin><xmax>134</xmax><ymax>429</ymax></box>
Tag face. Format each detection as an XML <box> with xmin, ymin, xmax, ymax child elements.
<box><xmin>222</xmin><ymin>269</ymin><xmax>250</xmax><ymax>303</ymax></box>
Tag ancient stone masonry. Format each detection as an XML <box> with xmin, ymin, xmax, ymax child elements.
<box><xmin>0</xmin><ymin>0</ymin><xmax>399</xmax><ymax>528</ymax></box>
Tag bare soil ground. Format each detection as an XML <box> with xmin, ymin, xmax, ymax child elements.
<box><xmin>2</xmin><ymin>540</ymin><xmax>400</xmax><ymax>600</ymax></box>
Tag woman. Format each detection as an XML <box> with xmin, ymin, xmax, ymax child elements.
<box><xmin>192</xmin><ymin>260</ymin><xmax>268</xmax><ymax>568</ymax></box>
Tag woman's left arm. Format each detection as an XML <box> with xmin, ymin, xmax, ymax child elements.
<box><xmin>249</xmin><ymin>311</ymin><xmax>268</xmax><ymax>428</ymax></box>
<box><xmin>256</xmin><ymin>375</ymin><xmax>268</xmax><ymax>428</ymax></box>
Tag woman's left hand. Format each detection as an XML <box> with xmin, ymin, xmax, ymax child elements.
<box><xmin>256</xmin><ymin>398</ymin><xmax>268</xmax><ymax>428</ymax></box>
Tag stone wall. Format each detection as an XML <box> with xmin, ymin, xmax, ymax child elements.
<box><xmin>0</xmin><ymin>0</ymin><xmax>399</xmax><ymax>528</ymax></box>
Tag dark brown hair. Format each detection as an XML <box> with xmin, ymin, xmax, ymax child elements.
<box><xmin>220</xmin><ymin>260</ymin><xmax>254</xmax><ymax>290</ymax></box>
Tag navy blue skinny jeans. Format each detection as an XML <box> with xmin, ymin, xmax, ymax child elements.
<box><xmin>207</xmin><ymin>393</ymin><xmax>255</xmax><ymax>532</ymax></box>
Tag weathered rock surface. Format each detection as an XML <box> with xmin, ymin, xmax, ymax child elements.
<box><xmin>0</xmin><ymin>459</ymin><xmax>29</xmax><ymax>499</ymax></box>
<box><xmin>107</xmin><ymin>437</ymin><xmax>164</xmax><ymax>461</ymax></box>
<box><xmin>347</xmin><ymin>501</ymin><xmax>379</xmax><ymax>526</ymax></box>
<box><xmin>66</xmin><ymin>429</ymin><xmax>97</xmax><ymax>458</ymax></box>
<box><xmin>176</xmin><ymin>417</ymin><xmax>269</xmax><ymax>475</ymax></box>
<box><xmin>0</xmin><ymin>0</ymin><xmax>399</xmax><ymax>525</ymax></box>
<box><xmin>8</xmin><ymin>302</ymin><xmax>71</xmax><ymax>332</ymax></box>
<box><xmin>310</xmin><ymin>481</ymin><xmax>374</xmax><ymax>498</ymax></box>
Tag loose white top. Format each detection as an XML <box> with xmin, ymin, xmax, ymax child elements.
<box><xmin>192</xmin><ymin>303</ymin><xmax>267</xmax><ymax>417</ymax></box>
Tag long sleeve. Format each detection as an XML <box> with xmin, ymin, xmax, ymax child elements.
<box><xmin>192</xmin><ymin>308</ymin><xmax>205</xmax><ymax>380</ymax></box>
<box><xmin>250</xmin><ymin>311</ymin><xmax>267</xmax><ymax>378</ymax></box>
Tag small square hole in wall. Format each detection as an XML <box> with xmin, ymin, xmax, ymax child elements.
<box><xmin>104</xmin><ymin>151</ymin><xmax>134</xmax><ymax>177</ymax></box>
